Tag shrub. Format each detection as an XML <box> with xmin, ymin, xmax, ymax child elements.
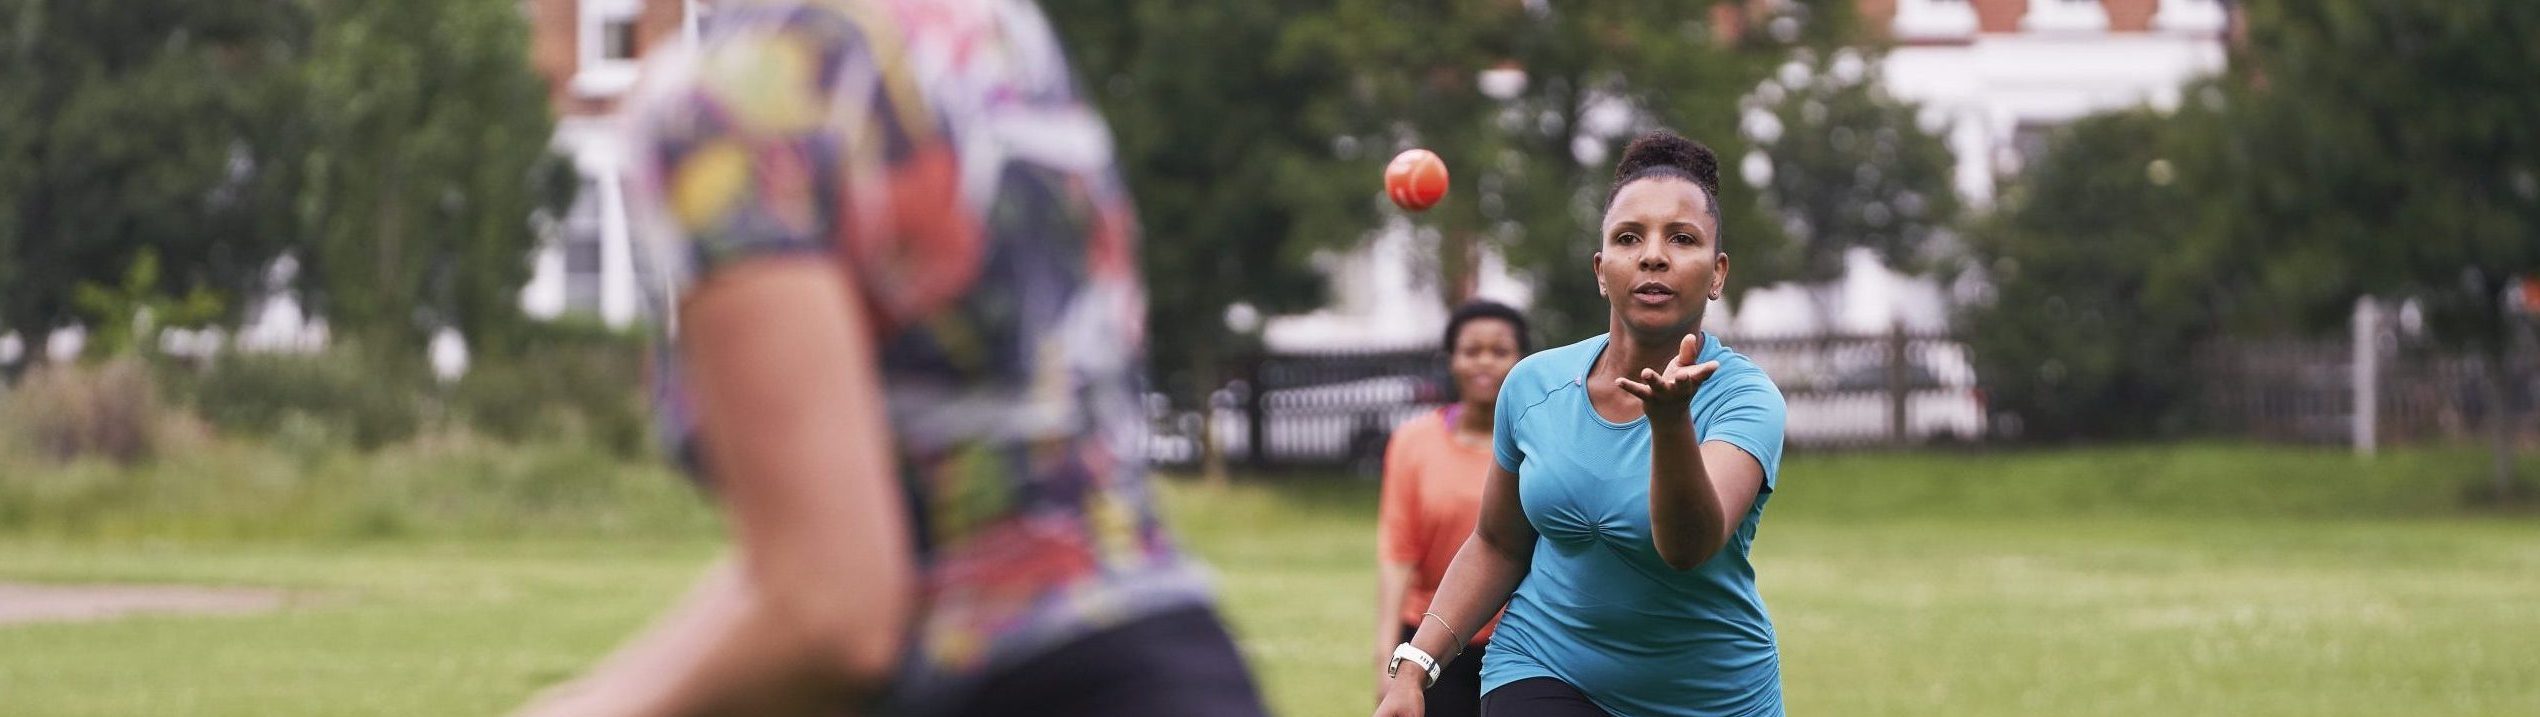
<box><xmin>185</xmin><ymin>346</ymin><xmax>425</xmax><ymax>450</ymax></box>
<box><xmin>453</xmin><ymin>319</ymin><xmax>653</xmax><ymax>458</ymax></box>
<box><xmin>1</xmin><ymin>358</ymin><xmax>176</xmax><ymax>464</ymax></box>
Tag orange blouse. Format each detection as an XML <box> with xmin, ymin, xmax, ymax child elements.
<box><xmin>1378</xmin><ymin>408</ymin><xmax>1502</xmax><ymax>644</ymax></box>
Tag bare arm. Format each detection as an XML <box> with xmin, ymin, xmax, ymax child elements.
<box><xmin>1619</xmin><ymin>334</ymin><xmax>1767</xmax><ymax>571</ymax></box>
<box><xmin>511</xmin><ymin>560</ymin><xmax>854</xmax><ymax>717</ymax></box>
<box><xmin>1644</xmin><ymin>425</ymin><xmax>1767</xmax><ymax>571</ymax></box>
<box><xmin>1372</xmin><ymin>561</ymin><xmax>1414</xmax><ymax>698</ymax></box>
<box><xmin>1371</xmin><ymin>426</ymin><xmax>1420</xmax><ymax>696</ymax></box>
<box><xmin>517</xmin><ymin>260</ymin><xmax>916</xmax><ymax>717</ymax></box>
<box><xmin>1373</xmin><ymin>463</ymin><xmax>1533</xmax><ymax>716</ymax></box>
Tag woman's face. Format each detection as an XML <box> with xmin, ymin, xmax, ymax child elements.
<box><xmin>1449</xmin><ymin>317</ymin><xmax>1523</xmax><ymax>408</ymax></box>
<box><xmin>1594</xmin><ymin>177</ymin><xmax>1726</xmax><ymax>341</ymax></box>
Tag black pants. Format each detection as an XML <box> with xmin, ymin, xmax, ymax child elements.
<box><xmin>939</xmin><ymin>606</ymin><xmax>1268</xmax><ymax>717</ymax></box>
<box><xmin>1482</xmin><ymin>677</ymin><xmax>1613</xmax><ymax>717</ymax></box>
<box><xmin>1400</xmin><ymin>625</ymin><xmax>1486</xmax><ymax>717</ymax></box>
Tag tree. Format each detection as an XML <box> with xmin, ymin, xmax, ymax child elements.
<box><xmin>1045</xmin><ymin>0</ymin><xmax>1371</xmax><ymax>481</ymax></box>
<box><xmin>294</xmin><ymin>0</ymin><xmax>568</xmax><ymax>359</ymax></box>
<box><xmin>1958</xmin><ymin>108</ymin><xmax>2227</xmax><ymax>441</ymax></box>
<box><xmin>0</xmin><ymin>0</ymin><xmax>310</xmax><ymax>358</ymax></box>
<box><xmin>1746</xmin><ymin>46</ymin><xmax>1960</xmax><ymax>333</ymax></box>
<box><xmin>72</xmin><ymin>249</ymin><xmax>225</xmax><ymax>360</ymax></box>
<box><xmin>2212</xmin><ymin>0</ymin><xmax>2540</xmax><ymax>496</ymax></box>
<box><xmin>1283</xmin><ymin>0</ymin><xmax>1859</xmax><ymax>342</ymax></box>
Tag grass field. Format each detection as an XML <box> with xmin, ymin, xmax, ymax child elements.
<box><xmin>1</xmin><ymin>444</ymin><xmax>2536</xmax><ymax>716</ymax></box>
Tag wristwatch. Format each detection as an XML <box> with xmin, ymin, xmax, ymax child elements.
<box><xmin>1388</xmin><ymin>643</ymin><xmax>1442</xmax><ymax>688</ymax></box>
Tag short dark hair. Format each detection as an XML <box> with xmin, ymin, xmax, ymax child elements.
<box><xmin>1603</xmin><ymin>130</ymin><xmax>1725</xmax><ymax>248</ymax></box>
<box><xmin>1444</xmin><ymin>299</ymin><xmax>1530</xmax><ymax>354</ymax></box>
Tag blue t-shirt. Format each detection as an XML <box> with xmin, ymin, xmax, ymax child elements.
<box><xmin>1482</xmin><ymin>332</ymin><xmax>1789</xmax><ymax>717</ymax></box>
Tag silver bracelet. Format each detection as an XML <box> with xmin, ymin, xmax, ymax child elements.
<box><xmin>1421</xmin><ymin>611</ymin><xmax>1464</xmax><ymax>648</ymax></box>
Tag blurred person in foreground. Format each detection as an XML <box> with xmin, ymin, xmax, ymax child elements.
<box><xmin>1373</xmin><ymin>131</ymin><xmax>1789</xmax><ymax>717</ymax></box>
<box><xmin>512</xmin><ymin>1</ymin><xmax>1267</xmax><ymax>715</ymax></box>
<box><xmin>1374</xmin><ymin>300</ymin><xmax>1530</xmax><ymax>717</ymax></box>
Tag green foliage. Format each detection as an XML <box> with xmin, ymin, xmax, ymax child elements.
<box><xmin>2214</xmin><ymin>1</ymin><xmax>2540</xmax><ymax>348</ymax></box>
<box><xmin>0</xmin><ymin>0</ymin><xmax>310</xmax><ymax>343</ymax></box>
<box><xmin>1043</xmin><ymin>1</ymin><xmax>1861</xmax><ymax>377</ymax></box>
<box><xmin>1747</xmin><ymin>47</ymin><xmax>1960</xmax><ymax>300</ymax></box>
<box><xmin>0</xmin><ymin>358</ymin><xmax>183</xmax><ymax>465</ymax></box>
<box><xmin>1275</xmin><ymin>1</ymin><xmax>1858</xmax><ymax>341</ymax></box>
<box><xmin>1960</xmin><ymin>0</ymin><xmax>2538</xmax><ymax>449</ymax></box>
<box><xmin>450</xmin><ymin>320</ymin><xmax>652</xmax><ymax>458</ymax></box>
<box><xmin>1959</xmin><ymin>110</ymin><xmax>2223</xmax><ymax>440</ymax></box>
<box><xmin>2206</xmin><ymin>0</ymin><xmax>2540</xmax><ymax>493</ymax></box>
<box><xmin>1042</xmin><ymin>0</ymin><xmax>1359</xmax><ymax>393</ymax></box>
<box><xmin>0</xmin><ymin>0</ymin><xmax>570</xmax><ymax>361</ymax></box>
<box><xmin>69</xmin><ymin>249</ymin><xmax>224</xmax><ymax>359</ymax></box>
<box><xmin>185</xmin><ymin>347</ymin><xmax>426</xmax><ymax>451</ymax></box>
<box><xmin>293</xmin><ymin>0</ymin><xmax>569</xmax><ymax>357</ymax></box>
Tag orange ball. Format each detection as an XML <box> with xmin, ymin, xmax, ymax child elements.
<box><xmin>1385</xmin><ymin>148</ymin><xmax>1449</xmax><ymax>212</ymax></box>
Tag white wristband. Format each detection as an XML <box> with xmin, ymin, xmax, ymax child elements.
<box><xmin>1389</xmin><ymin>642</ymin><xmax>1442</xmax><ymax>688</ymax></box>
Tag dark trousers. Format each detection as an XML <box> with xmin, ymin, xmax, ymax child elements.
<box><xmin>1482</xmin><ymin>677</ymin><xmax>1613</xmax><ymax>717</ymax></box>
<box><xmin>940</xmin><ymin>606</ymin><xmax>1268</xmax><ymax>717</ymax></box>
<box><xmin>1400</xmin><ymin>624</ymin><xmax>1487</xmax><ymax>717</ymax></box>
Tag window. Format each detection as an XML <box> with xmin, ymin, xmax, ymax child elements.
<box><xmin>602</xmin><ymin>16</ymin><xmax>639</xmax><ymax>61</ymax></box>
<box><xmin>574</xmin><ymin>0</ymin><xmax>646</xmax><ymax>97</ymax></box>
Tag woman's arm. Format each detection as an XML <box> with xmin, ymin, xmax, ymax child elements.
<box><xmin>1645</xmin><ymin>423</ymin><xmax>1766</xmax><ymax>571</ymax></box>
<box><xmin>512</xmin><ymin>560</ymin><xmax>855</xmax><ymax>717</ymax></box>
<box><xmin>1374</xmin><ymin>463</ymin><xmax>1534</xmax><ymax>716</ymax></box>
<box><xmin>1371</xmin><ymin>425</ymin><xmax>1422</xmax><ymax>697</ymax></box>
<box><xmin>1373</xmin><ymin>561</ymin><xmax>1414</xmax><ymax>698</ymax></box>
<box><xmin>517</xmin><ymin>260</ymin><xmax>916</xmax><ymax>717</ymax></box>
<box><xmin>1622</xmin><ymin>334</ymin><xmax>1766</xmax><ymax>571</ymax></box>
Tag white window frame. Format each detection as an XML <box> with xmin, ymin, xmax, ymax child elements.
<box><xmin>1893</xmin><ymin>0</ymin><xmax>1979</xmax><ymax>42</ymax></box>
<box><xmin>2156</xmin><ymin>0</ymin><xmax>2228</xmax><ymax>34</ymax></box>
<box><xmin>573</xmin><ymin>0</ymin><xmax>645</xmax><ymax>98</ymax></box>
<box><xmin>2023</xmin><ymin>0</ymin><xmax>2111</xmax><ymax>34</ymax></box>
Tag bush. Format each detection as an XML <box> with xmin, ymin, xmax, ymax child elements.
<box><xmin>0</xmin><ymin>358</ymin><xmax>188</xmax><ymax>464</ymax></box>
<box><xmin>185</xmin><ymin>346</ymin><xmax>426</xmax><ymax>450</ymax></box>
<box><xmin>1957</xmin><ymin>109</ymin><xmax>2227</xmax><ymax>441</ymax></box>
<box><xmin>452</xmin><ymin>319</ymin><xmax>652</xmax><ymax>458</ymax></box>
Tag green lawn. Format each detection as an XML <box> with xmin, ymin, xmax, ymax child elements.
<box><xmin>1</xmin><ymin>444</ymin><xmax>2536</xmax><ymax>715</ymax></box>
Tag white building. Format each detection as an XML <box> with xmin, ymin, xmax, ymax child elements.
<box><xmin>1882</xmin><ymin>0</ymin><xmax>2229</xmax><ymax>206</ymax></box>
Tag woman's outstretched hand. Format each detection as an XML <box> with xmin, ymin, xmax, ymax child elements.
<box><xmin>1615</xmin><ymin>333</ymin><xmax>1718</xmax><ymax>421</ymax></box>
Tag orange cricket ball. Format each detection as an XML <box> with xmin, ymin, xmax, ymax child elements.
<box><xmin>1385</xmin><ymin>148</ymin><xmax>1449</xmax><ymax>212</ymax></box>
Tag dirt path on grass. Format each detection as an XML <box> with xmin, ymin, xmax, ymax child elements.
<box><xmin>0</xmin><ymin>582</ymin><xmax>292</xmax><ymax>626</ymax></box>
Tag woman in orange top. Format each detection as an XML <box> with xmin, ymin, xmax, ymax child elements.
<box><xmin>1374</xmin><ymin>300</ymin><xmax>1530</xmax><ymax>716</ymax></box>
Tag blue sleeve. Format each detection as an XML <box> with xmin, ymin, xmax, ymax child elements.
<box><xmin>1699</xmin><ymin>376</ymin><xmax>1787</xmax><ymax>491</ymax></box>
<box><xmin>1492</xmin><ymin>362</ymin><xmax>1531</xmax><ymax>474</ymax></box>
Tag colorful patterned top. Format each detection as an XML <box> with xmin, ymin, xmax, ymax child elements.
<box><xmin>620</xmin><ymin>0</ymin><xmax>1214</xmax><ymax>713</ymax></box>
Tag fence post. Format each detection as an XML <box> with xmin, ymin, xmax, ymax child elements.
<box><xmin>2352</xmin><ymin>297</ymin><xmax>2380</xmax><ymax>456</ymax></box>
<box><xmin>1887</xmin><ymin>319</ymin><xmax>1910</xmax><ymax>444</ymax></box>
<box><xmin>1243</xmin><ymin>352</ymin><xmax>1269</xmax><ymax>468</ymax></box>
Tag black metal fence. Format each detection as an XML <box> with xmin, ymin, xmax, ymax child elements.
<box><xmin>2194</xmin><ymin>337</ymin><xmax>2539</xmax><ymax>447</ymax></box>
<box><xmin>1148</xmin><ymin>327</ymin><xmax>1984</xmax><ymax>473</ymax></box>
<box><xmin>1146</xmin><ymin>323</ymin><xmax>2539</xmax><ymax>472</ymax></box>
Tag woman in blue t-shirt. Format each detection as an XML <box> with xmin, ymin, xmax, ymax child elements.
<box><xmin>1374</xmin><ymin>130</ymin><xmax>1789</xmax><ymax>717</ymax></box>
